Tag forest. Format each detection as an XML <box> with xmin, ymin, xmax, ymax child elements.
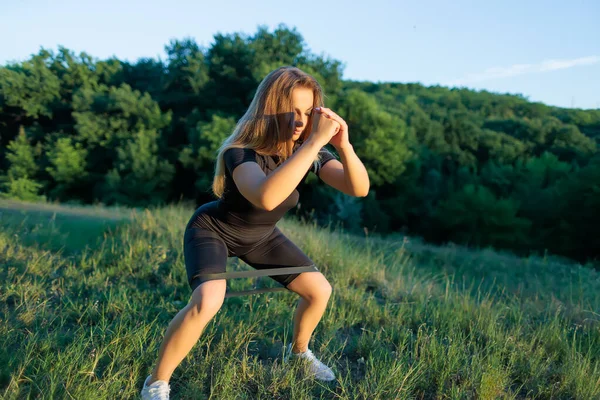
<box><xmin>1</xmin><ymin>24</ymin><xmax>598</xmax><ymax>263</ymax></box>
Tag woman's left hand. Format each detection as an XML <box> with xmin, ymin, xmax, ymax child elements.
<box><xmin>313</xmin><ymin>107</ymin><xmax>351</xmax><ymax>150</ymax></box>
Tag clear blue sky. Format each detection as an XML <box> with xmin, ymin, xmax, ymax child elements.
<box><xmin>2</xmin><ymin>0</ymin><xmax>599</xmax><ymax>109</ymax></box>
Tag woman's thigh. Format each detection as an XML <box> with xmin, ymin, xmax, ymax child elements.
<box><xmin>238</xmin><ymin>227</ymin><xmax>317</xmax><ymax>288</ymax></box>
<box><xmin>183</xmin><ymin>227</ymin><xmax>229</xmax><ymax>292</ymax></box>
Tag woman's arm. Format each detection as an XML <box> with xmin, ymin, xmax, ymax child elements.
<box><xmin>318</xmin><ymin>144</ymin><xmax>370</xmax><ymax>197</ymax></box>
<box><xmin>232</xmin><ymin>112</ymin><xmax>340</xmax><ymax>211</ymax></box>
<box><xmin>233</xmin><ymin>139</ymin><xmax>322</xmax><ymax>211</ymax></box>
<box><xmin>310</xmin><ymin>107</ymin><xmax>370</xmax><ymax>197</ymax></box>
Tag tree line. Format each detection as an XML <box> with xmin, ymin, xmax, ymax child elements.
<box><xmin>1</xmin><ymin>24</ymin><xmax>598</xmax><ymax>263</ymax></box>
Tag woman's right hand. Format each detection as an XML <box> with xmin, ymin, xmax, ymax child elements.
<box><xmin>307</xmin><ymin>107</ymin><xmax>341</xmax><ymax>147</ymax></box>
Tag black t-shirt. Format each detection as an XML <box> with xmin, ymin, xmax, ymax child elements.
<box><xmin>220</xmin><ymin>143</ymin><xmax>337</xmax><ymax>226</ymax></box>
<box><xmin>188</xmin><ymin>142</ymin><xmax>337</xmax><ymax>251</ymax></box>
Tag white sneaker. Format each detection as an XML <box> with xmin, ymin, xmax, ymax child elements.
<box><xmin>285</xmin><ymin>344</ymin><xmax>336</xmax><ymax>381</ymax></box>
<box><xmin>141</xmin><ymin>375</ymin><xmax>170</xmax><ymax>400</ymax></box>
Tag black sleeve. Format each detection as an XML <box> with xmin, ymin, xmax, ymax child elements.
<box><xmin>312</xmin><ymin>147</ymin><xmax>338</xmax><ymax>176</ymax></box>
<box><xmin>223</xmin><ymin>147</ymin><xmax>258</xmax><ymax>174</ymax></box>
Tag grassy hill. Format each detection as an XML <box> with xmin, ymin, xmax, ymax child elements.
<box><xmin>1</xmin><ymin>200</ymin><xmax>599</xmax><ymax>399</ymax></box>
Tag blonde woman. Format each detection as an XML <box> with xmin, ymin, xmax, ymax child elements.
<box><xmin>141</xmin><ymin>66</ymin><xmax>370</xmax><ymax>399</ymax></box>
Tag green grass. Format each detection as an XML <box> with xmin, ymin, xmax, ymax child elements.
<box><xmin>1</xmin><ymin>199</ymin><xmax>599</xmax><ymax>399</ymax></box>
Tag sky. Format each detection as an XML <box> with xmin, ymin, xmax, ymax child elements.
<box><xmin>2</xmin><ymin>0</ymin><xmax>599</xmax><ymax>109</ymax></box>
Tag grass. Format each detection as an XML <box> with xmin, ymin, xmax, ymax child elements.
<box><xmin>1</xmin><ymin>199</ymin><xmax>599</xmax><ymax>399</ymax></box>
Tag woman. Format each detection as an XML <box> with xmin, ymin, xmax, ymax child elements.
<box><xmin>141</xmin><ymin>66</ymin><xmax>370</xmax><ymax>399</ymax></box>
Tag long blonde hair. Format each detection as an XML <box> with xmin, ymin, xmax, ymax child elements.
<box><xmin>212</xmin><ymin>66</ymin><xmax>325</xmax><ymax>198</ymax></box>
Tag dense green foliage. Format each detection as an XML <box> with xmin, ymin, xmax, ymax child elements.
<box><xmin>1</xmin><ymin>201</ymin><xmax>599</xmax><ymax>398</ymax></box>
<box><xmin>1</xmin><ymin>24</ymin><xmax>598</xmax><ymax>262</ymax></box>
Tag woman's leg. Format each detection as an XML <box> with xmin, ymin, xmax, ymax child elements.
<box><xmin>147</xmin><ymin>227</ymin><xmax>229</xmax><ymax>384</ymax></box>
<box><xmin>148</xmin><ymin>279</ymin><xmax>226</xmax><ymax>384</ymax></box>
<box><xmin>286</xmin><ymin>272</ymin><xmax>332</xmax><ymax>353</ymax></box>
<box><xmin>238</xmin><ymin>227</ymin><xmax>332</xmax><ymax>354</ymax></box>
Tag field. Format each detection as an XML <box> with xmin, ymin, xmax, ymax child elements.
<box><xmin>1</xmin><ymin>199</ymin><xmax>599</xmax><ymax>399</ymax></box>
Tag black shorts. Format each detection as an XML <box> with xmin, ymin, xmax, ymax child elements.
<box><xmin>183</xmin><ymin>225</ymin><xmax>316</xmax><ymax>292</ymax></box>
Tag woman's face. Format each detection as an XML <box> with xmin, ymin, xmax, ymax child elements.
<box><xmin>291</xmin><ymin>87</ymin><xmax>314</xmax><ymax>142</ymax></box>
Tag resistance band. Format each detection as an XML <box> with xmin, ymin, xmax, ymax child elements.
<box><xmin>194</xmin><ymin>265</ymin><xmax>319</xmax><ymax>297</ymax></box>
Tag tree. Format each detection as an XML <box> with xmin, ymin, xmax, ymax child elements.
<box><xmin>100</xmin><ymin>129</ymin><xmax>175</xmax><ymax>205</ymax></box>
<box><xmin>0</xmin><ymin>52</ymin><xmax>61</xmax><ymax>119</ymax></box>
<box><xmin>250</xmin><ymin>24</ymin><xmax>305</xmax><ymax>81</ymax></box>
<box><xmin>336</xmin><ymin>89</ymin><xmax>414</xmax><ymax>186</ymax></box>
<box><xmin>434</xmin><ymin>184</ymin><xmax>531</xmax><ymax>249</ymax></box>
<box><xmin>72</xmin><ymin>83</ymin><xmax>172</xmax><ymax>199</ymax></box>
<box><xmin>179</xmin><ymin>114</ymin><xmax>237</xmax><ymax>197</ymax></box>
<box><xmin>204</xmin><ymin>32</ymin><xmax>257</xmax><ymax>116</ymax></box>
<box><xmin>0</xmin><ymin>126</ymin><xmax>44</xmax><ymax>201</ymax></box>
<box><xmin>45</xmin><ymin>136</ymin><xmax>88</xmax><ymax>199</ymax></box>
<box><xmin>546</xmin><ymin>157</ymin><xmax>600</xmax><ymax>261</ymax></box>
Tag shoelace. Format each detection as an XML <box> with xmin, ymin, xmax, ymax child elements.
<box><xmin>301</xmin><ymin>349</ymin><xmax>317</xmax><ymax>361</ymax></box>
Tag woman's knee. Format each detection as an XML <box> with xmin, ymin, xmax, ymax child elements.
<box><xmin>189</xmin><ymin>279</ymin><xmax>227</xmax><ymax>316</ymax></box>
<box><xmin>290</xmin><ymin>272</ymin><xmax>332</xmax><ymax>303</ymax></box>
<box><xmin>306</xmin><ymin>281</ymin><xmax>332</xmax><ymax>304</ymax></box>
<box><xmin>318</xmin><ymin>279</ymin><xmax>333</xmax><ymax>301</ymax></box>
